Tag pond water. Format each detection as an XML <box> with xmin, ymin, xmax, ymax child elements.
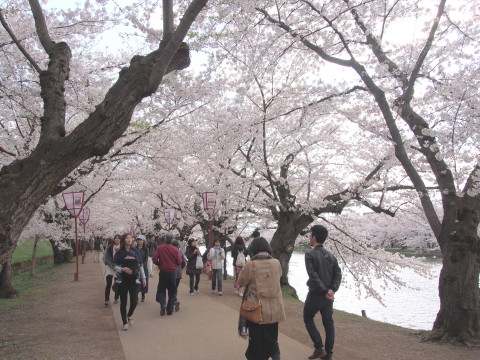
<box><xmin>222</xmin><ymin>250</ymin><xmax>441</xmax><ymax>330</ymax></box>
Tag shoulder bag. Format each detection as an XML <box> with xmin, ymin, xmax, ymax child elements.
<box><xmin>240</xmin><ymin>260</ymin><xmax>263</xmax><ymax>324</ymax></box>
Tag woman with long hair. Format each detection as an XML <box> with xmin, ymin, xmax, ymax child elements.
<box><xmin>185</xmin><ymin>238</ymin><xmax>202</xmax><ymax>295</ymax></box>
<box><xmin>231</xmin><ymin>236</ymin><xmax>248</xmax><ymax>296</ymax></box>
<box><xmin>238</xmin><ymin>237</ymin><xmax>286</xmax><ymax>360</ymax></box>
<box><xmin>104</xmin><ymin>234</ymin><xmax>121</xmax><ymax>306</ymax></box>
<box><xmin>113</xmin><ymin>233</ymin><xmax>146</xmax><ymax>330</ymax></box>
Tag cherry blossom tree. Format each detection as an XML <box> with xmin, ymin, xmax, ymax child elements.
<box><xmin>0</xmin><ymin>0</ymin><xmax>209</xmax><ymax>296</ymax></box>
<box><xmin>244</xmin><ymin>0</ymin><xmax>480</xmax><ymax>343</ymax></box>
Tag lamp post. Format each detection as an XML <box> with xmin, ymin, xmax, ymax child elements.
<box><xmin>62</xmin><ymin>191</ymin><xmax>85</xmax><ymax>281</ymax></box>
<box><xmin>202</xmin><ymin>192</ymin><xmax>216</xmax><ymax>250</ymax></box>
<box><xmin>79</xmin><ymin>208</ymin><xmax>90</xmax><ymax>264</ymax></box>
<box><xmin>164</xmin><ymin>209</ymin><xmax>175</xmax><ymax>231</ymax></box>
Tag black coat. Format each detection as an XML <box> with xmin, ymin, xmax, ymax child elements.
<box><xmin>185</xmin><ymin>245</ymin><xmax>202</xmax><ymax>275</ymax></box>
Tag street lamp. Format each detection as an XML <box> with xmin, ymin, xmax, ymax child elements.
<box><xmin>202</xmin><ymin>192</ymin><xmax>216</xmax><ymax>250</ymax></box>
<box><xmin>62</xmin><ymin>191</ymin><xmax>85</xmax><ymax>281</ymax></box>
<box><xmin>79</xmin><ymin>208</ymin><xmax>90</xmax><ymax>264</ymax></box>
<box><xmin>164</xmin><ymin>209</ymin><xmax>175</xmax><ymax>231</ymax></box>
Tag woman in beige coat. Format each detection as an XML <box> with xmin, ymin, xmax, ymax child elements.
<box><xmin>238</xmin><ymin>237</ymin><xmax>286</xmax><ymax>360</ymax></box>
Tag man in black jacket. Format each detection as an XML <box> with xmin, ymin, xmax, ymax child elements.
<box><xmin>304</xmin><ymin>225</ymin><xmax>342</xmax><ymax>360</ymax></box>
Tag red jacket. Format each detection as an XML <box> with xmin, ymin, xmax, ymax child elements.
<box><xmin>152</xmin><ymin>244</ymin><xmax>182</xmax><ymax>271</ymax></box>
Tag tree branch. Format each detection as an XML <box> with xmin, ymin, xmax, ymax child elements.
<box><xmin>28</xmin><ymin>0</ymin><xmax>55</xmax><ymax>54</ymax></box>
<box><xmin>0</xmin><ymin>10</ymin><xmax>42</xmax><ymax>74</ymax></box>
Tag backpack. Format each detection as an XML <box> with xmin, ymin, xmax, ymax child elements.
<box><xmin>236</xmin><ymin>250</ymin><xmax>246</xmax><ymax>267</ymax></box>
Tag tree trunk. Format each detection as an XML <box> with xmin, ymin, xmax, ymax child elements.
<box><xmin>49</xmin><ymin>239</ymin><xmax>73</xmax><ymax>265</ymax></box>
<box><xmin>269</xmin><ymin>211</ymin><xmax>313</xmax><ymax>287</ymax></box>
<box><xmin>0</xmin><ymin>259</ymin><xmax>18</xmax><ymax>298</ymax></box>
<box><xmin>30</xmin><ymin>235</ymin><xmax>41</xmax><ymax>277</ymax></box>
<box><xmin>431</xmin><ymin>210</ymin><xmax>480</xmax><ymax>343</ymax></box>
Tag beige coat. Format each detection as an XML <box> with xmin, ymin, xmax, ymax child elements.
<box><xmin>238</xmin><ymin>258</ymin><xmax>286</xmax><ymax>324</ymax></box>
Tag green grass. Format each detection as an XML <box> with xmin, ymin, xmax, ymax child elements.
<box><xmin>12</xmin><ymin>238</ymin><xmax>53</xmax><ymax>264</ymax></box>
<box><xmin>0</xmin><ymin>263</ymin><xmax>60</xmax><ymax>311</ymax></box>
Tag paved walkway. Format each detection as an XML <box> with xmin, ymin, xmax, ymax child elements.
<box><xmin>101</xmin><ymin>263</ymin><xmax>311</xmax><ymax>359</ymax></box>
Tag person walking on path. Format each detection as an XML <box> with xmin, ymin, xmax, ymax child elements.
<box><xmin>185</xmin><ymin>238</ymin><xmax>202</xmax><ymax>296</ymax></box>
<box><xmin>238</xmin><ymin>237</ymin><xmax>286</xmax><ymax>360</ymax></box>
<box><xmin>171</xmin><ymin>240</ymin><xmax>186</xmax><ymax>311</ymax></box>
<box><xmin>304</xmin><ymin>225</ymin><xmax>342</xmax><ymax>360</ymax></box>
<box><xmin>103</xmin><ymin>234</ymin><xmax>121</xmax><ymax>306</ymax></box>
<box><xmin>93</xmin><ymin>236</ymin><xmax>104</xmax><ymax>262</ymax></box>
<box><xmin>135</xmin><ymin>235</ymin><xmax>149</xmax><ymax>302</ymax></box>
<box><xmin>152</xmin><ymin>233</ymin><xmax>182</xmax><ymax>316</ymax></box>
<box><xmin>147</xmin><ymin>234</ymin><xmax>157</xmax><ymax>278</ymax></box>
<box><xmin>231</xmin><ymin>236</ymin><xmax>248</xmax><ymax>296</ymax></box>
<box><xmin>113</xmin><ymin>233</ymin><xmax>146</xmax><ymax>330</ymax></box>
<box><xmin>208</xmin><ymin>239</ymin><xmax>225</xmax><ymax>296</ymax></box>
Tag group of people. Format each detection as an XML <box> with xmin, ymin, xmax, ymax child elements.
<box><xmin>98</xmin><ymin>225</ymin><xmax>342</xmax><ymax>360</ymax></box>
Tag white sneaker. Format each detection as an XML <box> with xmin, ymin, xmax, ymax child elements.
<box><xmin>194</xmin><ymin>290</ymin><xmax>199</xmax><ymax>294</ymax></box>
<box><xmin>128</xmin><ymin>317</ymin><xmax>133</xmax><ymax>326</ymax></box>
<box><xmin>211</xmin><ymin>290</ymin><xmax>216</xmax><ymax>294</ymax></box>
<box><xmin>123</xmin><ymin>324</ymin><xmax>128</xmax><ymax>331</ymax></box>
<box><xmin>190</xmin><ymin>292</ymin><xmax>195</xmax><ymax>296</ymax></box>
<box><xmin>218</xmin><ymin>292</ymin><xmax>223</xmax><ymax>296</ymax></box>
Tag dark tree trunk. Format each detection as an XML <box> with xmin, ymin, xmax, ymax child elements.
<box><xmin>0</xmin><ymin>259</ymin><xmax>18</xmax><ymax>298</ymax></box>
<box><xmin>431</xmin><ymin>206</ymin><xmax>480</xmax><ymax>343</ymax></box>
<box><xmin>269</xmin><ymin>211</ymin><xmax>313</xmax><ymax>287</ymax></box>
<box><xmin>49</xmin><ymin>239</ymin><xmax>73</xmax><ymax>265</ymax></box>
<box><xmin>30</xmin><ymin>235</ymin><xmax>40</xmax><ymax>277</ymax></box>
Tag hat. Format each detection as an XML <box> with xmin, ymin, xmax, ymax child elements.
<box><xmin>136</xmin><ymin>235</ymin><xmax>146</xmax><ymax>241</ymax></box>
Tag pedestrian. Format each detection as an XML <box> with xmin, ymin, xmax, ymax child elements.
<box><xmin>113</xmin><ymin>233</ymin><xmax>146</xmax><ymax>330</ymax></box>
<box><xmin>152</xmin><ymin>233</ymin><xmax>182</xmax><ymax>316</ymax></box>
<box><xmin>231</xmin><ymin>236</ymin><xmax>248</xmax><ymax>296</ymax></box>
<box><xmin>93</xmin><ymin>236</ymin><xmax>104</xmax><ymax>262</ymax></box>
<box><xmin>135</xmin><ymin>235</ymin><xmax>149</xmax><ymax>302</ymax></box>
<box><xmin>171</xmin><ymin>240</ymin><xmax>187</xmax><ymax>312</ymax></box>
<box><xmin>147</xmin><ymin>234</ymin><xmax>157</xmax><ymax>278</ymax></box>
<box><xmin>185</xmin><ymin>238</ymin><xmax>202</xmax><ymax>295</ymax></box>
<box><xmin>103</xmin><ymin>234</ymin><xmax>121</xmax><ymax>306</ymax></box>
<box><xmin>208</xmin><ymin>239</ymin><xmax>225</xmax><ymax>296</ymax></box>
<box><xmin>304</xmin><ymin>225</ymin><xmax>342</xmax><ymax>360</ymax></box>
<box><xmin>238</xmin><ymin>237</ymin><xmax>285</xmax><ymax>360</ymax></box>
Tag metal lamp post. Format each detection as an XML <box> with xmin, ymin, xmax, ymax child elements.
<box><xmin>164</xmin><ymin>209</ymin><xmax>175</xmax><ymax>231</ymax></box>
<box><xmin>62</xmin><ymin>191</ymin><xmax>85</xmax><ymax>281</ymax></box>
<box><xmin>79</xmin><ymin>208</ymin><xmax>90</xmax><ymax>264</ymax></box>
<box><xmin>202</xmin><ymin>192</ymin><xmax>217</xmax><ymax>250</ymax></box>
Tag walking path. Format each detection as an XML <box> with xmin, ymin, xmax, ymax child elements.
<box><xmin>103</xmin><ymin>263</ymin><xmax>311</xmax><ymax>359</ymax></box>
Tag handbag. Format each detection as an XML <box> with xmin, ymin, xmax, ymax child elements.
<box><xmin>195</xmin><ymin>254</ymin><xmax>204</xmax><ymax>269</ymax></box>
<box><xmin>240</xmin><ymin>260</ymin><xmax>263</xmax><ymax>324</ymax></box>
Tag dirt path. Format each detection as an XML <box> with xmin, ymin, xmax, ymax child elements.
<box><xmin>1</xmin><ymin>255</ymin><xmax>479</xmax><ymax>360</ymax></box>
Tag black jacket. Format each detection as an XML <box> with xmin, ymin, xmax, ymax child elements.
<box><xmin>305</xmin><ymin>245</ymin><xmax>342</xmax><ymax>296</ymax></box>
<box><xmin>147</xmin><ymin>241</ymin><xmax>158</xmax><ymax>257</ymax></box>
<box><xmin>185</xmin><ymin>245</ymin><xmax>202</xmax><ymax>275</ymax></box>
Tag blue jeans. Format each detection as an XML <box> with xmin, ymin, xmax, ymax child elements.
<box><xmin>211</xmin><ymin>269</ymin><xmax>223</xmax><ymax>292</ymax></box>
<box><xmin>303</xmin><ymin>292</ymin><xmax>335</xmax><ymax>355</ymax></box>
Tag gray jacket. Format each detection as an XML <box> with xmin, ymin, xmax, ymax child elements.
<box><xmin>305</xmin><ymin>245</ymin><xmax>342</xmax><ymax>296</ymax></box>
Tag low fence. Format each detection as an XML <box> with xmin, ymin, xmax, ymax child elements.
<box><xmin>11</xmin><ymin>255</ymin><xmax>55</xmax><ymax>276</ymax></box>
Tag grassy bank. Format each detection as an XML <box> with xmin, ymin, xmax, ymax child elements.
<box><xmin>0</xmin><ymin>263</ymin><xmax>62</xmax><ymax>310</ymax></box>
<box><xmin>12</xmin><ymin>238</ymin><xmax>53</xmax><ymax>264</ymax></box>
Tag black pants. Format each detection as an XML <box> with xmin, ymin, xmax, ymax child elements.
<box><xmin>303</xmin><ymin>292</ymin><xmax>335</xmax><ymax>355</ymax></box>
<box><xmin>118</xmin><ymin>277</ymin><xmax>139</xmax><ymax>325</ymax></box>
<box><xmin>174</xmin><ymin>278</ymin><xmax>181</xmax><ymax>302</ymax></box>
<box><xmin>156</xmin><ymin>271</ymin><xmax>177</xmax><ymax>315</ymax></box>
<box><xmin>105</xmin><ymin>274</ymin><xmax>119</xmax><ymax>301</ymax></box>
<box><xmin>189</xmin><ymin>273</ymin><xmax>200</xmax><ymax>293</ymax></box>
<box><xmin>245</xmin><ymin>322</ymin><xmax>280</xmax><ymax>360</ymax></box>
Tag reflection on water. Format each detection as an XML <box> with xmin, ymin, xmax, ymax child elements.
<box><xmin>225</xmin><ymin>251</ymin><xmax>441</xmax><ymax>330</ymax></box>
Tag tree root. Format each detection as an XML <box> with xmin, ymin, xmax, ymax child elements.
<box><xmin>0</xmin><ymin>285</ymin><xmax>19</xmax><ymax>299</ymax></box>
<box><xmin>421</xmin><ymin>329</ymin><xmax>480</xmax><ymax>347</ymax></box>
